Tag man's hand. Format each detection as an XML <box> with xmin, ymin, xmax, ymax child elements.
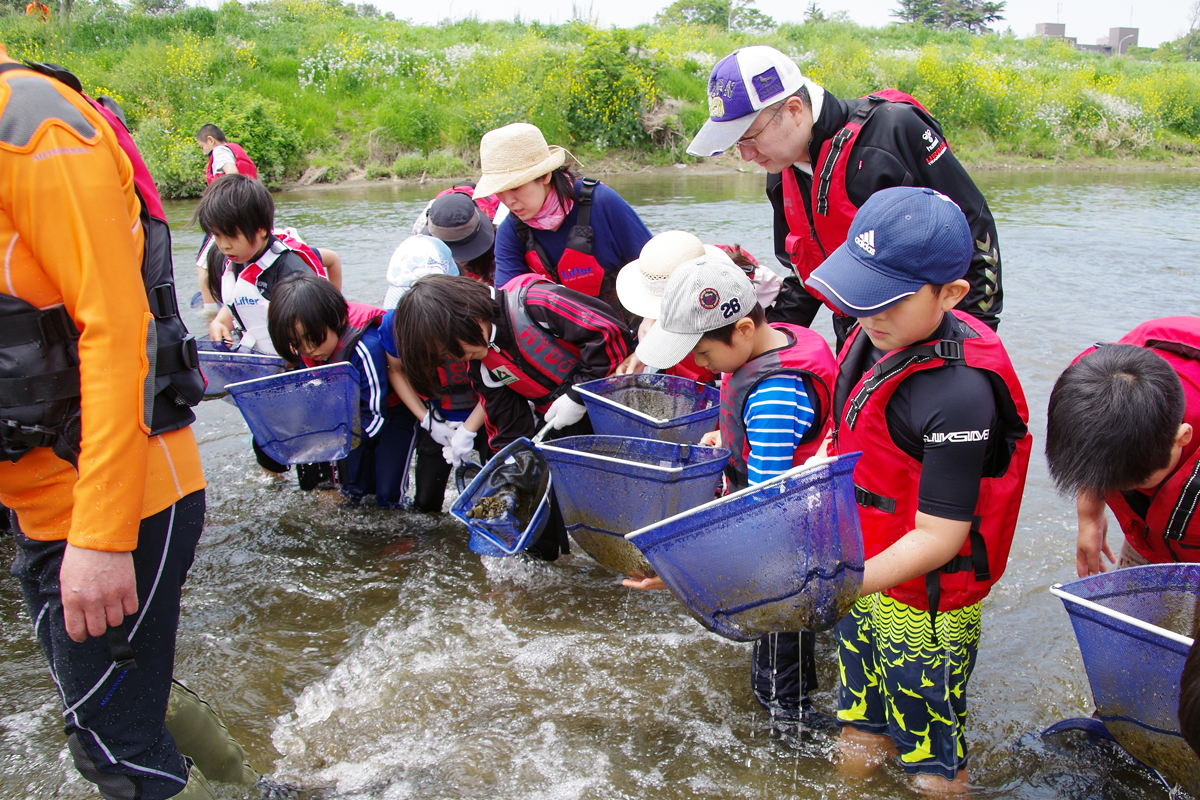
<box><xmin>1076</xmin><ymin>490</ymin><xmax>1115</xmax><ymax>578</ymax></box>
<box><xmin>60</xmin><ymin>545</ymin><xmax>138</xmax><ymax>643</ymax></box>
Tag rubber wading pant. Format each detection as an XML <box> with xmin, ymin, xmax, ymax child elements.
<box><xmin>411</xmin><ymin>427</ymin><xmax>495</xmax><ymax>514</ymax></box>
<box><xmin>11</xmin><ymin>490</ymin><xmax>253</xmax><ymax>800</ymax></box>
<box><xmin>751</xmin><ymin>631</ymin><xmax>816</xmax><ymax>720</ymax></box>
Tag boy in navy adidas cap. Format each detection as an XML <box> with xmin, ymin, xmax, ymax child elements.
<box><xmin>810</xmin><ymin>187</ymin><xmax>1031</xmax><ymax>792</ymax></box>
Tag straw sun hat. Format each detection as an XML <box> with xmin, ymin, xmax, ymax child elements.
<box><xmin>616</xmin><ymin>230</ymin><xmax>707</xmax><ymax>320</ymax></box>
<box><xmin>472</xmin><ymin>123</ymin><xmax>567</xmax><ymax>199</ymax></box>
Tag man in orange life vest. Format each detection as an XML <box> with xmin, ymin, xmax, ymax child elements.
<box><xmin>1046</xmin><ymin>317</ymin><xmax>1200</xmax><ymax>575</ymax></box>
<box><xmin>0</xmin><ymin>52</ymin><xmax>292</xmax><ymax>799</ymax></box>
<box><xmin>687</xmin><ymin>46</ymin><xmax>1003</xmax><ymax>348</ymax></box>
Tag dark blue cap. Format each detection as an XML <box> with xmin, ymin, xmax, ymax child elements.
<box><xmin>806</xmin><ymin>186</ymin><xmax>972</xmax><ymax>317</ymax></box>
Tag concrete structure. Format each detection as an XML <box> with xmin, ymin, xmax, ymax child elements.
<box><xmin>1034</xmin><ymin>23</ymin><xmax>1138</xmax><ymax>56</ymax></box>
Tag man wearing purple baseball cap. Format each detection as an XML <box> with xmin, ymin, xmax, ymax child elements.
<box><xmin>812</xmin><ymin>186</ymin><xmax>1031</xmax><ymax>792</ymax></box>
<box><xmin>688</xmin><ymin>45</ymin><xmax>1003</xmax><ymax>348</ymax></box>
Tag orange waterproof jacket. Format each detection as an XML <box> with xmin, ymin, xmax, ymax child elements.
<box><xmin>0</xmin><ymin>52</ymin><xmax>205</xmax><ymax>551</ymax></box>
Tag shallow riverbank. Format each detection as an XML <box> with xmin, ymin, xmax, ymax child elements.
<box><xmin>281</xmin><ymin>151</ymin><xmax>1200</xmax><ymax>194</ymax></box>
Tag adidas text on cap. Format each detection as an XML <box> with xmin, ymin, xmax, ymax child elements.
<box><xmin>806</xmin><ymin>186</ymin><xmax>973</xmax><ymax>317</ymax></box>
<box><xmin>687</xmin><ymin>46</ymin><xmax>811</xmax><ymax>158</ymax></box>
<box><xmin>636</xmin><ymin>250</ymin><xmax>757</xmax><ymax>369</ymax></box>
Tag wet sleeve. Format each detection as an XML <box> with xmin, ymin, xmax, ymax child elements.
<box><xmin>493</xmin><ymin>217</ymin><xmax>529</xmax><ymax>288</ymax></box>
<box><xmin>743</xmin><ymin>375</ymin><xmax>815</xmax><ymax>484</ymax></box>
<box><xmin>525</xmin><ymin>285</ymin><xmax>632</xmax><ymax>386</ymax></box>
<box><xmin>1</xmin><ymin>94</ymin><xmax>150</xmax><ymax>551</ymax></box>
<box><xmin>885</xmin><ymin>367</ymin><xmax>998</xmax><ymax>521</ymax></box>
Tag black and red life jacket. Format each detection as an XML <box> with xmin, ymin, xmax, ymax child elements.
<box><xmin>1079</xmin><ymin>317</ymin><xmax>1200</xmax><ymax>564</ymax></box>
<box><xmin>434</xmin><ymin>359</ymin><xmax>477</xmax><ymax>413</ymax></box>
<box><xmin>205</xmin><ymin>141</ymin><xmax>258</xmax><ymax>183</ymax></box>
<box><xmin>512</xmin><ymin>178</ymin><xmax>619</xmax><ymax>312</ymax></box>
<box><xmin>832</xmin><ymin>311</ymin><xmax>1031</xmax><ymax>623</ymax></box>
<box><xmin>0</xmin><ymin>61</ymin><xmax>204</xmax><ymax>465</ymax></box>
<box><xmin>719</xmin><ymin>323</ymin><xmax>836</xmax><ymax>489</ymax></box>
<box><xmin>782</xmin><ymin>90</ymin><xmax>938</xmax><ymax>312</ymax></box>
<box><xmin>481</xmin><ymin>274</ymin><xmax>582</xmax><ymax>412</ymax></box>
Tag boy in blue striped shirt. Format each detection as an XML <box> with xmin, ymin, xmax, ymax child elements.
<box><xmin>632</xmin><ymin>250</ymin><xmax>838</xmax><ymax>727</ymax></box>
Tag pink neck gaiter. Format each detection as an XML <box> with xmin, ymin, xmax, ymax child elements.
<box><xmin>526</xmin><ymin>190</ymin><xmax>574</xmax><ymax>231</ymax></box>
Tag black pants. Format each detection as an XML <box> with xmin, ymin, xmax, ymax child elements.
<box><xmin>12</xmin><ymin>491</ymin><xmax>206</xmax><ymax>800</ymax></box>
<box><xmin>411</xmin><ymin>427</ymin><xmax>494</xmax><ymax>513</ymax></box>
<box><xmin>751</xmin><ymin>631</ymin><xmax>817</xmax><ymax>721</ymax></box>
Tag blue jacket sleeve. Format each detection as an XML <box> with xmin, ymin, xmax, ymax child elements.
<box><xmin>588</xmin><ymin>182</ymin><xmax>653</xmax><ymax>271</ymax></box>
<box><xmin>493</xmin><ymin>216</ymin><xmax>529</xmax><ymax>287</ymax></box>
<box><xmin>352</xmin><ymin>330</ymin><xmax>390</xmax><ymax>440</ymax></box>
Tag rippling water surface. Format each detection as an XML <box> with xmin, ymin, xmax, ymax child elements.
<box><xmin>3</xmin><ymin>169</ymin><xmax>1199</xmax><ymax>799</ymax></box>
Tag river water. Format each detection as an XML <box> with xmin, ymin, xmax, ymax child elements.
<box><xmin>3</xmin><ymin>169</ymin><xmax>1199</xmax><ymax>799</ymax></box>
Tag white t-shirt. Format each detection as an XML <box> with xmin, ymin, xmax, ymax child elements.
<box><xmin>210</xmin><ymin>144</ymin><xmax>236</xmax><ymax>175</ymax></box>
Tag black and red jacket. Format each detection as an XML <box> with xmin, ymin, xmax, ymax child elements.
<box><xmin>472</xmin><ymin>275</ymin><xmax>632</xmax><ymax>450</ymax></box>
<box><xmin>768</xmin><ymin>89</ymin><xmax>1002</xmax><ymax>330</ymax></box>
<box><xmin>1081</xmin><ymin>317</ymin><xmax>1200</xmax><ymax>564</ymax></box>
<box><xmin>833</xmin><ymin>311</ymin><xmax>1031</xmax><ymax>617</ymax></box>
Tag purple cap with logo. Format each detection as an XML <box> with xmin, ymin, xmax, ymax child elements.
<box><xmin>687</xmin><ymin>46</ymin><xmax>808</xmax><ymax>157</ymax></box>
<box><xmin>806</xmin><ymin>187</ymin><xmax>973</xmax><ymax>317</ymax></box>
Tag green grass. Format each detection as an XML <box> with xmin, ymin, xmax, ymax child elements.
<box><xmin>6</xmin><ymin>0</ymin><xmax>1199</xmax><ymax>196</ymax></box>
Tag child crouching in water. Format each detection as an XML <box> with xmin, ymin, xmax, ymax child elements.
<box><xmin>268</xmin><ymin>273</ymin><xmax>417</xmax><ymax>506</ymax></box>
<box><xmin>628</xmin><ymin>249</ymin><xmax>837</xmax><ymax>726</ymax></box>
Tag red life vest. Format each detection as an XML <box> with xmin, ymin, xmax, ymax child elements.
<box><xmin>832</xmin><ymin>311</ymin><xmax>1031</xmax><ymax>617</ymax></box>
<box><xmin>513</xmin><ymin>179</ymin><xmax>615</xmax><ymax>305</ymax></box>
<box><xmin>299</xmin><ymin>303</ymin><xmax>384</xmax><ymax>369</ymax></box>
<box><xmin>205</xmin><ymin>141</ymin><xmax>258</xmax><ymax>183</ymax></box>
<box><xmin>719</xmin><ymin>323</ymin><xmax>836</xmax><ymax>489</ymax></box>
<box><xmin>482</xmin><ymin>274</ymin><xmax>582</xmax><ymax>411</ymax></box>
<box><xmin>1079</xmin><ymin>317</ymin><xmax>1200</xmax><ymax>564</ymax></box>
<box><xmin>665</xmin><ymin>355</ymin><xmax>715</xmax><ymax>385</ymax></box>
<box><xmin>436</xmin><ymin>184</ymin><xmax>501</xmax><ymax>221</ymax></box>
<box><xmin>782</xmin><ymin>91</ymin><xmax>935</xmax><ymax>307</ymax></box>
<box><xmin>435</xmin><ymin>359</ymin><xmax>477</xmax><ymax>413</ymax></box>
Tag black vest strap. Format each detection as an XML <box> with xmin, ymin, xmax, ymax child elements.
<box><xmin>854</xmin><ymin>484</ymin><xmax>896</xmax><ymax>514</ymax></box>
<box><xmin>515</xmin><ymin>178</ymin><xmax>598</xmax><ymax>283</ymax></box>
<box><xmin>0</xmin><ymin>304</ymin><xmax>75</xmax><ymax>349</ymax></box>
<box><xmin>815</xmin><ymin>97</ymin><xmax>886</xmax><ymax>218</ymax></box>
<box><xmin>844</xmin><ymin>338</ymin><xmax>964</xmax><ymax>430</ymax></box>
<box><xmin>924</xmin><ymin>517</ymin><xmax>989</xmax><ymax>647</ymax></box>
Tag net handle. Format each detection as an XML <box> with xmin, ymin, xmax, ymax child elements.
<box><xmin>1049</xmin><ymin>584</ymin><xmax>1196</xmax><ymax>647</ymax></box>
<box><xmin>574</xmin><ymin>386</ymin><xmax>668</xmax><ymax>425</ymax></box>
<box><xmin>536</xmin><ymin>443</ymin><xmax>687</xmax><ymax>474</ymax></box>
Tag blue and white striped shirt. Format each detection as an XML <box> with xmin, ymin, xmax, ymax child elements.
<box><xmin>743</xmin><ymin>374</ymin><xmax>816</xmax><ymax>485</ymax></box>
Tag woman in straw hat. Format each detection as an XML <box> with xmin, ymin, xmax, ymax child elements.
<box><xmin>474</xmin><ymin>122</ymin><xmax>652</xmax><ymax>320</ymax></box>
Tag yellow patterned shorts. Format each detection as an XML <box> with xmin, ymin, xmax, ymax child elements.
<box><xmin>835</xmin><ymin>593</ymin><xmax>982</xmax><ymax>780</ymax></box>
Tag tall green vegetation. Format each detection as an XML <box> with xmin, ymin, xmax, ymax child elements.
<box><xmin>3</xmin><ymin>0</ymin><xmax>1198</xmax><ymax>197</ymax></box>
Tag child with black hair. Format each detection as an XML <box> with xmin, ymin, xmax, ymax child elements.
<box><xmin>394</xmin><ymin>272</ymin><xmax>632</xmax><ymax>560</ymax></box>
<box><xmin>195</xmin><ymin>174</ymin><xmax>329</xmax><ymax>354</ymax></box>
<box><xmin>267</xmin><ymin>273</ymin><xmax>417</xmax><ymax>507</ymax></box>
<box><xmin>629</xmin><ymin>249</ymin><xmax>836</xmax><ymax>727</ymax></box>
<box><xmin>1046</xmin><ymin>317</ymin><xmax>1200</xmax><ymax>574</ymax></box>
<box><xmin>804</xmin><ymin>186</ymin><xmax>1031</xmax><ymax>793</ymax></box>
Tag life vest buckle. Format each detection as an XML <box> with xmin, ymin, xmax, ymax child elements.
<box><xmin>148</xmin><ymin>283</ymin><xmax>178</xmax><ymax>319</ymax></box>
<box><xmin>933</xmin><ymin>339</ymin><xmax>962</xmax><ymax>361</ymax></box>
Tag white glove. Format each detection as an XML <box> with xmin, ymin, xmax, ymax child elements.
<box><xmin>442</xmin><ymin>425</ymin><xmax>477</xmax><ymax>467</ymax></box>
<box><xmin>421</xmin><ymin>411</ymin><xmax>459</xmax><ymax>447</ymax></box>
<box><xmin>544</xmin><ymin>394</ymin><xmax>587</xmax><ymax>430</ymax></box>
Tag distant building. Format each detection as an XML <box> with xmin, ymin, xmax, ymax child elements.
<box><xmin>1033</xmin><ymin>23</ymin><xmax>1137</xmax><ymax>55</ymax></box>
